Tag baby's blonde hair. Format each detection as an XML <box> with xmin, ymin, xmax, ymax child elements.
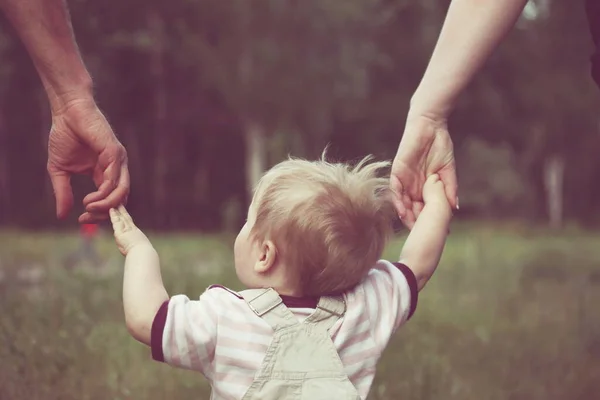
<box><xmin>249</xmin><ymin>151</ymin><xmax>394</xmax><ymax>296</ymax></box>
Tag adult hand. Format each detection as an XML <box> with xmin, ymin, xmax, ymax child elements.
<box><xmin>390</xmin><ymin>114</ymin><xmax>458</xmax><ymax>229</ymax></box>
<box><xmin>47</xmin><ymin>98</ymin><xmax>129</xmax><ymax>223</ymax></box>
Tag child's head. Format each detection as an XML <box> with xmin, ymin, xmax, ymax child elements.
<box><xmin>234</xmin><ymin>151</ymin><xmax>394</xmax><ymax>296</ymax></box>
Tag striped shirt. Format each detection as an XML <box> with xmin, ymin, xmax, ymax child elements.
<box><xmin>151</xmin><ymin>260</ymin><xmax>418</xmax><ymax>400</ymax></box>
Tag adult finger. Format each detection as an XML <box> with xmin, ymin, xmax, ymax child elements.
<box><xmin>86</xmin><ymin>164</ymin><xmax>130</xmax><ymax>214</ymax></box>
<box><xmin>399</xmin><ymin>190</ymin><xmax>416</xmax><ymax>229</ymax></box>
<box><xmin>78</xmin><ymin>212</ymin><xmax>109</xmax><ymax>224</ymax></box>
<box><xmin>390</xmin><ymin>175</ymin><xmax>407</xmax><ymax>218</ymax></box>
<box><xmin>439</xmin><ymin>164</ymin><xmax>459</xmax><ymax>210</ymax></box>
<box><xmin>83</xmin><ymin>160</ymin><xmax>120</xmax><ymax>207</ymax></box>
<box><xmin>48</xmin><ymin>166</ymin><xmax>74</xmax><ymax>220</ymax></box>
<box><xmin>83</xmin><ymin>141</ymin><xmax>128</xmax><ymax>205</ymax></box>
<box><xmin>80</xmin><ymin>170</ymin><xmax>111</xmax><ymax>225</ymax></box>
<box><xmin>401</xmin><ymin>207</ymin><xmax>416</xmax><ymax>230</ymax></box>
<box><xmin>91</xmin><ymin>164</ymin><xmax>104</xmax><ymax>190</ymax></box>
<box><xmin>412</xmin><ymin>201</ymin><xmax>425</xmax><ymax>221</ymax></box>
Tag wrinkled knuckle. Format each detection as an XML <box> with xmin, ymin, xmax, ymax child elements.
<box><xmin>104</xmin><ymin>142</ymin><xmax>123</xmax><ymax>161</ymax></box>
<box><xmin>119</xmin><ymin>143</ymin><xmax>128</xmax><ymax>158</ymax></box>
<box><xmin>104</xmin><ymin>179</ymin><xmax>117</xmax><ymax>190</ymax></box>
<box><xmin>46</xmin><ymin>161</ymin><xmax>58</xmax><ymax>174</ymax></box>
<box><xmin>110</xmin><ymin>141</ymin><xmax>128</xmax><ymax>161</ymax></box>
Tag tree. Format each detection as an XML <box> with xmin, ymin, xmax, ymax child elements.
<box><xmin>172</xmin><ymin>0</ymin><xmax>389</xmax><ymax>198</ymax></box>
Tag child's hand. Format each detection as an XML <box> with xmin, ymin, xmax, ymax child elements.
<box><xmin>422</xmin><ymin>174</ymin><xmax>451</xmax><ymax>210</ymax></box>
<box><xmin>110</xmin><ymin>205</ymin><xmax>151</xmax><ymax>256</ymax></box>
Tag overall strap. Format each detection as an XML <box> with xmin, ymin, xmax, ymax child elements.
<box><xmin>240</xmin><ymin>288</ymin><xmax>299</xmax><ymax>331</ymax></box>
<box><xmin>303</xmin><ymin>295</ymin><xmax>346</xmax><ymax>331</ymax></box>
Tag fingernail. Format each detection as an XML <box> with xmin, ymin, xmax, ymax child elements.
<box><xmin>456</xmin><ymin>197</ymin><xmax>460</xmax><ymax>210</ymax></box>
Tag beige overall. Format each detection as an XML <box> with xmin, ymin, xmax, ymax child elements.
<box><xmin>239</xmin><ymin>288</ymin><xmax>362</xmax><ymax>400</ymax></box>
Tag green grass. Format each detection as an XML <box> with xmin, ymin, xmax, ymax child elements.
<box><xmin>1</xmin><ymin>223</ymin><xmax>599</xmax><ymax>400</ymax></box>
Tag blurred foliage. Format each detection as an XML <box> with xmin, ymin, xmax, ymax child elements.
<box><xmin>456</xmin><ymin>138</ymin><xmax>531</xmax><ymax>216</ymax></box>
<box><xmin>0</xmin><ymin>0</ymin><xmax>599</xmax><ymax>230</ymax></box>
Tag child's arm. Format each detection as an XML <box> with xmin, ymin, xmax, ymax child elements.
<box><xmin>110</xmin><ymin>206</ymin><xmax>169</xmax><ymax>346</ymax></box>
<box><xmin>399</xmin><ymin>174</ymin><xmax>452</xmax><ymax>291</ymax></box>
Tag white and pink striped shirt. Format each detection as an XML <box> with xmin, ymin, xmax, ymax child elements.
<box><xmin>151</xmin><ymin>260</ymin><xmax>418</xmax><ymax>400</ymax></box>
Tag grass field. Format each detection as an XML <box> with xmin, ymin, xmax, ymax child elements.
<box><xmin>1</xmin><ymin>223</ymin><xmax>600</xmax><ymax>400</ymax></box>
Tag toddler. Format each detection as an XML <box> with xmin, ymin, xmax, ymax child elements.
<box><xmin>110</xmin><ymin>154</ymin><xmax>452</xmax><ymax>400</ymax></box>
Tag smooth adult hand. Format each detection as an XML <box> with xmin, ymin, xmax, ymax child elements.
<box><xmin>390</xmin><ymin>115</ymin><xmax>458</xmax><ymax>229</ymax></box>
<box><xmin>47</xmin><ymin>98</ymin><xmax>129</xmax><ymax>223</ymax></box>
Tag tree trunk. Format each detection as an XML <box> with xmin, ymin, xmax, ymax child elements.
<box><xmin>148</xmin><ymin>10</ymin><xmax>168</xmax><ymax>228</ymax></box>
<box><xmin>238</xmin><ymin>40</ymin><xmax>268</xmax><ymax>202</ymax></box>
<box><xmin>0</xmin><ymin>108</ymin><xmax>8</xmax><ymax>224</ymax></box>
<box><xmin>245</xmin><ymin>121</ymin><xmax>267</xmax><ymax>200</ymax></box>
<box><xmin>543</xmin><ymin>154</ymin><xmax>564</xmax><ymax>229</ymax></box>
<box><xmin>122</xmin><ymin>122</ymin><xmax>145</xmax><ymax>216</ymax></box>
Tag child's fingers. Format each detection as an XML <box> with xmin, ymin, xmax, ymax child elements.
<box><xmin>118</xmin><ymin>205</ymin><xmax>134</xmax><ymax>225</ymax></box>
<box><xmin>108</xmin><ymin>208</ymin><xmax>119</xmax><ymax>223</ymax></box>
<box><xmin>117</xmin><ymin>204</ymin><xmax>136</xmax><ymax>230</ymax></box>
<box><xmin>114</xmin><ymin>220</ymin><xmax>126</xmax><ymax>234</ymax></box>
<box><xmin>109</xmin><ymin>208</ymin><xmax>127</xmax><ymax>233</ymax></box>
<box><xmin>426</xmin><ymin>173</ymin><xmax>440</xmax><ymax>185</ymax></box>
<box><xmin>117</xmin><ymin>204</ymin><xmax>128</xmax><ymax>218</ymax></box>
<box><xmin>109</xmin><ymin>208</ymin><xmax>120</xmax><ymax>226</ymax></box>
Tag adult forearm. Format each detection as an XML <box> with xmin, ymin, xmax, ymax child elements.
<box><xmin>409</xmin><ymin>0</ymin><xmax>528</xmax><ymax>119</ymax></box>
<box><xmin>0</xmin><ymin>0</ymin><xmax>93</xmax><ymax>112</ymax></box>
<box><xmin>123</xmin><ymin>245</ymin><xmax>169</xmax><ymax>345</ymax></box>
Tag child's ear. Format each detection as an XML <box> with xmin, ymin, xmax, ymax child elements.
<box><xmin>254</xmin><ymin>240</ymin><xmax>277</xmax><ymax>274</ymax></box>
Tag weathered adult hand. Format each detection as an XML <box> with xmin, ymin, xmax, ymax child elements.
<box><xmin>47</xmin><ymin>98</ymin><xmax>129</xmax><ymax>223</ymax></box>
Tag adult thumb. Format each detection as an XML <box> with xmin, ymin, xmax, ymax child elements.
<box><xmin>439</xmin><ymin>166</ymin><xmax>458</xmax><ymax>210</ymax></box>
<box><xmin>48</xmin><ymin>167</ymin><xmax>74</xmax><ymax>219</ymax></box>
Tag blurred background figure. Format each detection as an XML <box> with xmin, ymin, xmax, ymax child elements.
<box><xmin>65</xmin><ymin>223</ymin><xmax>103</xmax><ymax>269</ymax></box>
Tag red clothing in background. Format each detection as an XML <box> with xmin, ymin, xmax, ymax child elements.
<box><xmin>81</xmin><ymin>223</ymin><xmax>99</xmax><ymax>238</ymax></box>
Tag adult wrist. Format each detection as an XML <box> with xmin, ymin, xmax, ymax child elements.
<box><xmin>402</xmin><ymin>106</ymin><xmax>449</xmax><ymax>143</ymax></box>
<box><xmin>45</xmin><ymin>74</ymin><xmax>95</xmax><ymax>114</ymax></box>
<box><xmin>407</xmin><ymin>92</ymin><xmax>452</xmax><ymax>123</ymax></box>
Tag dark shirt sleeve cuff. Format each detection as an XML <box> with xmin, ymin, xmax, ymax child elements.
<box><xmin>151</xmin><ymin>300</ymin><xmax>170</xmax><ymax>362</ymax></box>
<box><xmin>392</xmin><ymin>262</ymin><xmax>419</xmax><ymax>320</ymax></box>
